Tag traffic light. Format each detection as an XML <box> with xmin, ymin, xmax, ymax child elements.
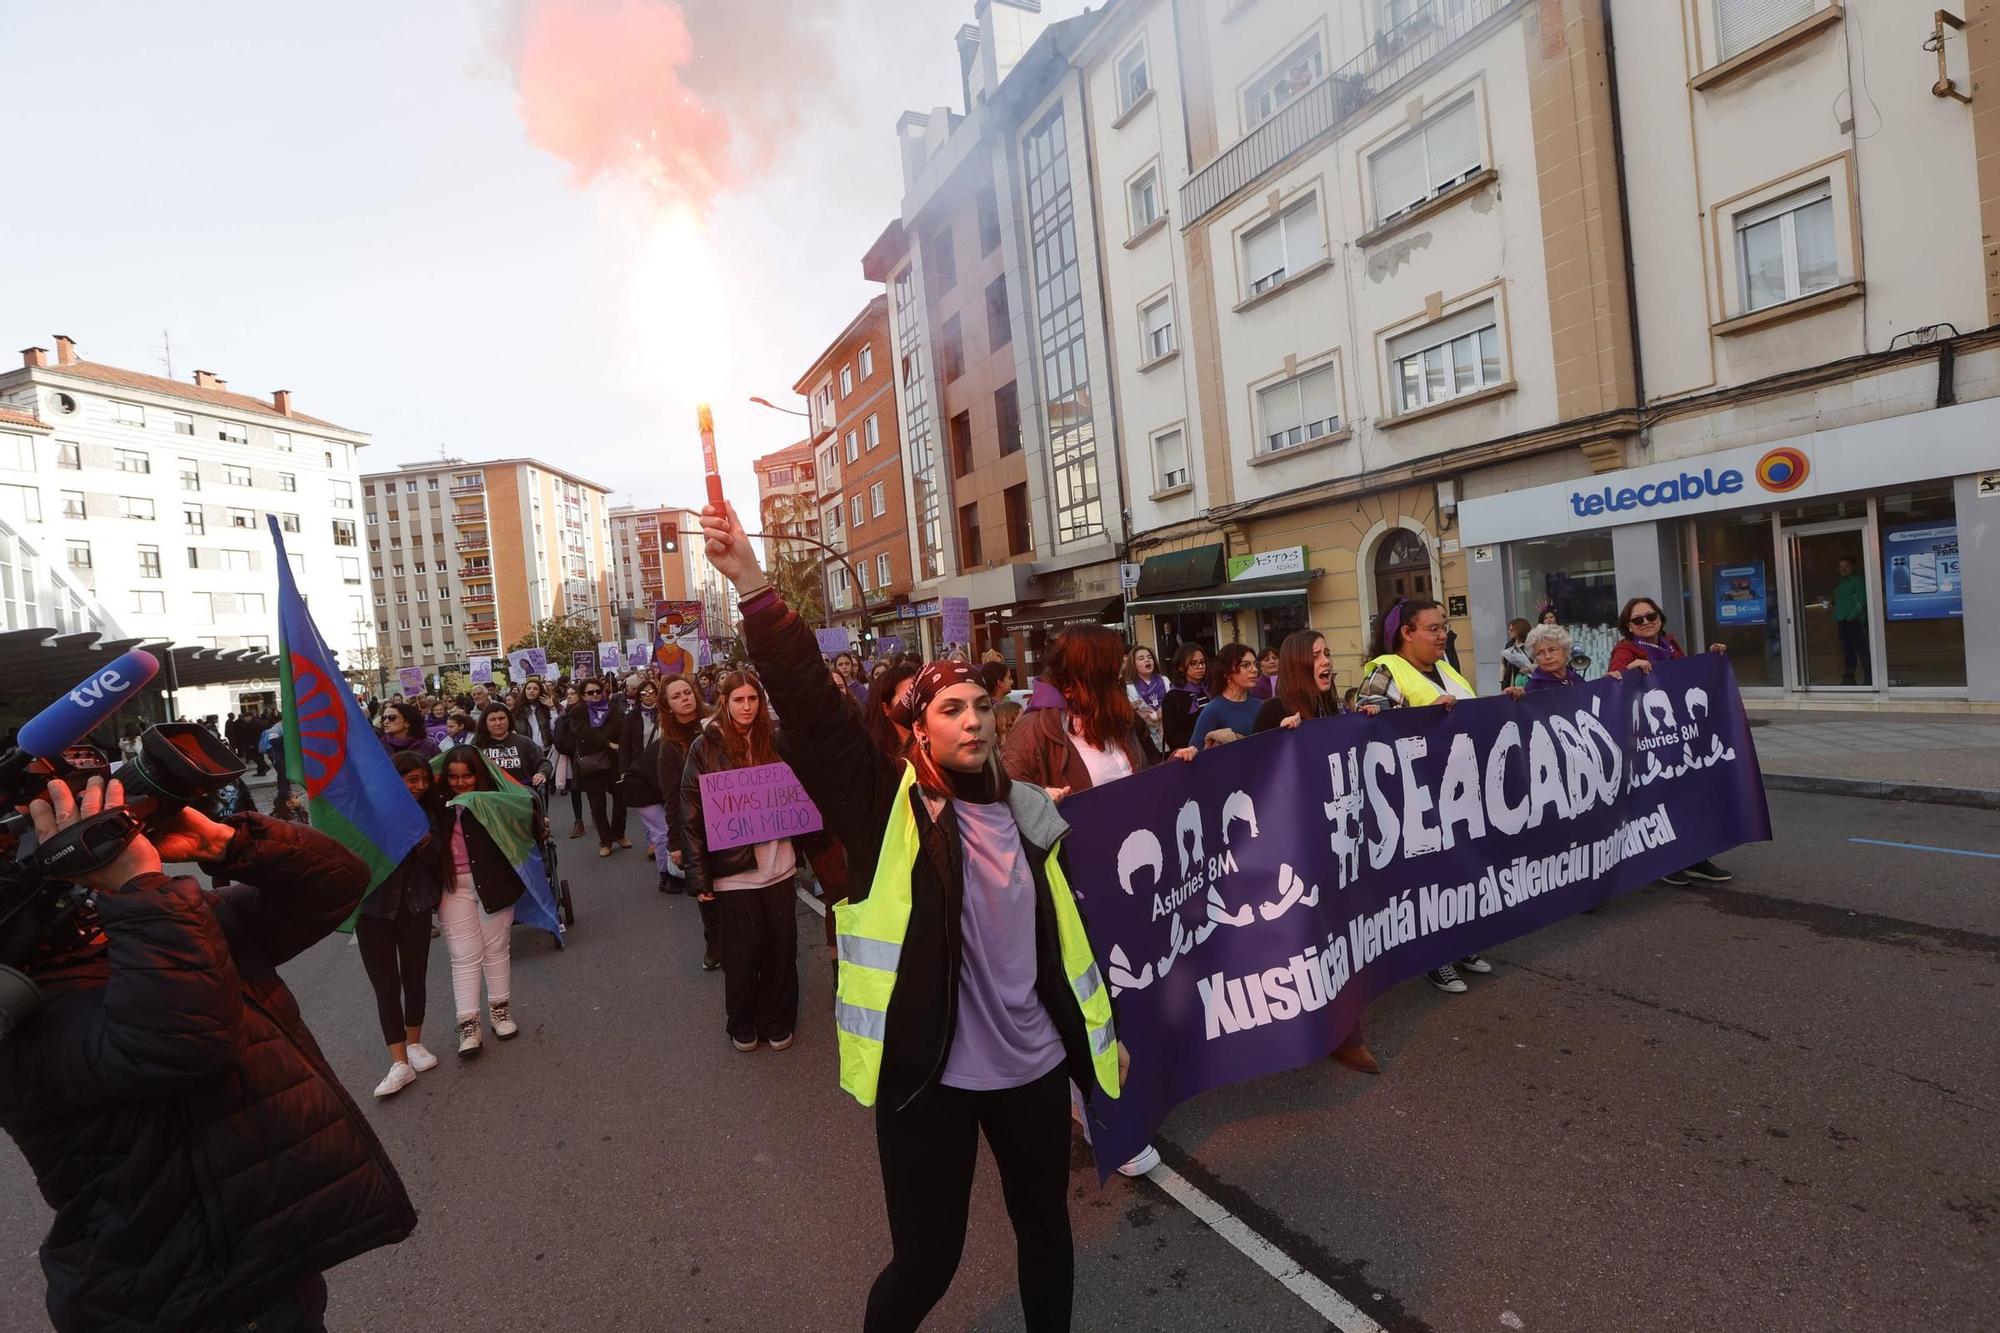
<box><xmin>664</xmin><ymin>529</ymin><xmax>679</xmax><ymax>553</ymax></box>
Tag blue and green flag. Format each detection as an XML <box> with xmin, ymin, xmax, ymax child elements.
<box><xmin>269</xmin><ymin>516</ymin><xmax>426</xmax><ymax>920</ymax></box>
<box><xmin>431</xmin><ymin>746</ymin><xmax>565</xmax><ymax>938</ymax></box>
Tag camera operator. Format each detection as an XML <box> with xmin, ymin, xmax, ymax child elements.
<box><xmin>0</xmin><ymin>776</ymin><xmax>417</xmax><ymax>1333</ymax></box>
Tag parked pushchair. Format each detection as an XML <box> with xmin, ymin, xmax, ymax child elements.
<box><xmin>530</xmin><ymin>785</ymin><xmax>577</xmax><ymax>948</ymax></box>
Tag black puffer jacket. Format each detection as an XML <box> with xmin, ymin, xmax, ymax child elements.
<box><xmin>741</xmin><ymin>596</ymin><xmax>1106</xmax><ymax>1112</ymax></box>
<box><xmin>0</xmin><ymin>815</ymin><xmax>417</xmax><ymax>1333</ymax></box>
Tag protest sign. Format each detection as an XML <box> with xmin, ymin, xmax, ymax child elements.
<box><xmin>697</xmin><ymin>762</ymin><xmax>825</xmax><ymax>851</ymax></box>
<box><xmin>876</xmin><ymin>635</ymin><xmax>904</xmax><ymax>659</ymax></box>
<box><xmin>940</xmin><ymin>597</ymin><xmax>971</xmax><ymax>653</ymax></box>
<box><xmin>1056</xmin><ymin>654</ymin><xmax>1769</xmax><ymax>1176</ymax></box>
<box><xmin>507</xmin><ymin>647</ymin><xmax>547</xmax><ymax>681</ymax></box>
<box><xmin>468</xmin><ymin>656</ymin><xmax>493</xmax><ymax>684</ymax></box>
<box><xmin>815</xmin><ymin>628</ymin><xmax>852</xmax><ymax>656</ymax></box>
<box><xmin>396</xmin><ymin>666</ymin><xmax>424</xmax><ymax>696</ymax></box>
<box><xmin>653</xmin><ymin>600</ymin><xmax>703</xmax><ymax>675</ymax></box>
<box><xmin>599</xmin><ymin>642</ymin><xmax>621</xmax><ymax>672</ymax></box>
<box><xmin>628</xmin><ymin>638</ymin><xmax>650</xmax><ymax>668</ymax></box>
<box><xmin>572</xmin><ymin>649</ymin><xmax>596</xmax><ymax>679</ymax></box>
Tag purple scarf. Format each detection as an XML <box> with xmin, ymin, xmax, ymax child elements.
<box><xmin>1626</xmin><ymin>633</ymin><xmax>1683</xmax><ymax>663</ymax></box>
<box><xmin>587</xmin><ymin>699</ymin><xmax>611</xmax><ymax>729</ymax></box>
<box><xmin>1132</xmin><ymin>674</ymin><xmax>1166</xmax><ymax>711</ymax></box>
<box><xmin>1525</xmin><ymin>666</ymin><xmax>1576</xmax><ymax>692</ymax></box>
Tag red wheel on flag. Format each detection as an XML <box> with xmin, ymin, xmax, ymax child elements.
<box><xmin>290</xmin><ymin>654</ymin><xmax>350</xmax><ymax>797</ymax></box>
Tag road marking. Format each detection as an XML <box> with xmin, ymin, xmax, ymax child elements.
<box><xmin>799</xmin><ymin>880</ymin><xmax>1379</xmax><ymax>1327</ymax></box>
<box><xmin>1848</xmin><ymin>838</ymin><xmax>2000</xmax><ymax>862</ymax></box>
<box><xmin>1147</xmin><ymin>1162</ymin><xmax>1385</xmax><ymax>1333</ymax></box>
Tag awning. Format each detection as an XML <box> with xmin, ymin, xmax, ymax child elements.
<box><xmin>1007</xmin><ymin>595</ymin><xmax>1123</xmax><ymax>627</ymax></box>
<box><xmin>1134</xmin><ymin>544</ymin><xmax>1226</xmax><ymax>598</ymax></box>
<box><xmin>0</xmin><ymin>628</ymin><xmax>282</xmax><ymax>708</ymax></box>
<box><xmin>1125</xmin><ymin>569</ymin><xmax>1315</xmax><ymax>615</ymax></box>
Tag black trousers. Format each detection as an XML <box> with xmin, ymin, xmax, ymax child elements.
<box><xmin>582</xmin><ymin>778</ymin><xmax>627</xmax><ymax>846</ymax></box>
<box><xmin>354</xmin><ymin>909</ymin><xmax>432</xmax><ymax>1045</ymax></box>
<box><xmin>864</xmin><ymin>1064</ymin><xmax>1073</xmax><ymax>1333</ymax></box>
<box><xmin>714</xmin><ymin>880</ymin><xmax>798</xmax><ymax>1043</ymax></box>
<box><xmin>1837</xmin><ymin>618</ymin><xmax>1869</xmax><ymax>683</ymax></box>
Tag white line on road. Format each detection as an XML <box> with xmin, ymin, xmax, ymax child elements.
<box><xmin>800</xmin><ymin>882</ymin><xmax>1380</xmax><ymax>1329</ymax></box>
<box><xmin>1147</xmin><ymin>1163</ymin><xmax>1385</xmax><ymax>1333</ymax></box>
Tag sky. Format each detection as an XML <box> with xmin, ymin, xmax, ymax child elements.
<box><xmin>3</xmin><ymin>0</ymin><xmax>1091</xmax><ymax>520</ymax></box>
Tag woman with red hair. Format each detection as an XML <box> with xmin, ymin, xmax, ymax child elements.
<box><xmin>1002</xmin><ymin>624</ymin><xmax>1160</xmax><ymax>796</ymax></box>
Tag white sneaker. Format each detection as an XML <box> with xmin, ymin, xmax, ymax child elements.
<box><xmin>457</xmin><ymin>1016</ymin><xmax>482</xmax><ymax>1057</ymax></box>
<box><xmin>373</xmin><ymin>1062</ymin><xmax>417</xmax><ymax>1098</ymax></box>
<box><xmin>405</xmin><ymin>1042</ymin><xmax>438</xmax><ymax>1072</ymax></box>
<box><xmin>1116</xmin><ymin>1144</ymin><xmax>1162</xmax><ymax>1178</ymax></box>
<box><xmin>490</xmin><ymin>1002</ymin><xmax>518</xmax><ymax>1040</ymax></box>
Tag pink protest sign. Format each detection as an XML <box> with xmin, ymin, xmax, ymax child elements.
<box><xmin>697</xmin><ymin>762</ymin><xmax>824</xmax><ymax>851</ymax></box>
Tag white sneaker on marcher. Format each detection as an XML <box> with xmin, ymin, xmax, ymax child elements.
<box><xmin>405</xmin><ymin>1042</ymin><xmax>438</xmax><ymax>1072</ymax></box>
<box><xmin>457</xmin><ymin>1016</ymin><xmax>482</xmax><ymax>1057</ymax></box>
<box><xmin>1117</xmin><ymin>1144</ymin><xmax>1162</xmax><ymax>1178</ymax></box>
<box><xmin>373</xmin><ymin>1062</ymin><xmax>417</xmax><ymax>1098</ymax></box>
<box><xmin>490</xmin><ymin>1001</ymin><xmax>518</xmax><ymax>1040</ymax></box>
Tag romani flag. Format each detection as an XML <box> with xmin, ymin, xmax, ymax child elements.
<box><xmin>430</xmin><ymin>747</ymin><xmax>565</xmax><ymax>938</ymax></box>
<box><xmin>269</xmin><ymin>516</ymin><xmax>427</xmax><ymax>922</ymax></box>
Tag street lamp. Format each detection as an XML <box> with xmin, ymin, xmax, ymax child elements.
<box><xmin>744</xmin><ymin>393</ymin><xmax>880</xmax><ymax>640</ymax></box>
<box><xmin>749</xmin><ymin>395</ymin><xmax>810</xmax><ymax>418</ymax></box>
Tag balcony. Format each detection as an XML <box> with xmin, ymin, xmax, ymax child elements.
<box><xmin>452</xmin><ymin>506</ymin><xmax>486</xmax><ymax>525</ymax></box>
<box><xmin>449</xmin><ymin>479</ymin><xmax>485</xmax><ymax>494</ymax></box>
<box><xmin>462</xmin><ymin>592</ymin><xmax>495</xmax><ymax>609</ymax></box>
<box><xmin>1180</xmin><ymin>0</ymin><xmax>1506</xmax><ymax>227</ymax></box>
<box><xmin>459</xmin><ymin>564</ymin><xmax>494</xmax><ymax>580</ymax></box>
<box><xmin>454</xmin><ymin>537</ymin><xmax>489</xmax><ymax>553</ymax></box>
<box><xmin>466</xmin><ymin>617</ymin><xmax>497</xmax><ymax>634</ymax></box>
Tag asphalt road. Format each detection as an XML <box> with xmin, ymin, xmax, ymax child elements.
<box><xmin>1</xmin><ymin>788</ymin><xmax>1995</xmax><ymax>1332</ymax></box>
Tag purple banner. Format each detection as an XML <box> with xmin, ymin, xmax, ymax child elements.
<box><xmin>697</xmin><ymin>761</ymin><xmax>824</xmax><ymax>851</ymax></box>
<box><xmin>1057</xmin><ymin>654</ymin><xmax>1770</xmax><ymax>1177</ymax></box>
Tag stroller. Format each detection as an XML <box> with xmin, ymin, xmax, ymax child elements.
<box><xmin>530</xmin><ymin>785</ymin><xmax>577</xmax><ymax>948</ymax></box>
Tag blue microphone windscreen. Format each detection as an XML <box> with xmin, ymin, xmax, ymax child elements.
<box><xmin>18</xmin><ymin>649</ymin><xmax>161</xmax><ymax>757</ymax></box>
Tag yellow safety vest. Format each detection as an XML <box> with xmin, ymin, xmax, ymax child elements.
<box><xmin>834</xmin><ymin>762</ymin><xmax>1122</xmax><ymax>1108</ymax></box>
<box><xmin>1362</xmin><ymin>653</ymin><xmax>1478</xmax><ymax>707</ymax></box>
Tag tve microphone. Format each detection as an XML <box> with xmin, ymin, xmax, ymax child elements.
<box><xmin>15</xmin><ymin>650</ymin><xmax>160</xmax><ymax>759</ymax></box>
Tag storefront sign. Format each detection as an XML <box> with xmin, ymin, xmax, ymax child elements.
<box><xmin>1227</xmin><ymin>546</ymin><xmax>1307</xmax><ymax>581</ymax></box>
<box><xmin>899</xmin><ymin>599</ymin><xmax>941</xmax><ymax>620</ymax></box>
<box><xmin>1883</xmin><ymin>522</ymin><xmax>1962</xmax><ymax>620</ymax></box>
<box><xmin>1120</xmin><ymin>563</ymin><xmax>1142</xmax><ymax>589</ymax></box>
<box><xmin>1459</xmin><ymin>396</ymin><xmax>2000</xmax><ymax>544</ymax></box>
<box><xmin>1978</xmin><ymin>471</ymin><xmax>2000</xmax><ymax>500</ymax></box>
<box><xmin>1713</xmin><ymin>562</ymin><xmax>1768</xmax><ymax>627</ymax></box>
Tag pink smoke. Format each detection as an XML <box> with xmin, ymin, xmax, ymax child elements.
<box><xmin>505</xmin><ymin>0</ymin><xmax>831</xmax><ymax>214</ymax></box>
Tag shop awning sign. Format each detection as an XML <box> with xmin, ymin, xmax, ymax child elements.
<box><xmin>1227</xmin><ymin>546</ymin><xmax>1307</xmax><ymax>581</ymax></box>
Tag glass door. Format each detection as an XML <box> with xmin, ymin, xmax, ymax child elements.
<box><xmin>1782</xmin><ymin>519</ymin><xmax>1876</xmax><ymax>690</ymax></box>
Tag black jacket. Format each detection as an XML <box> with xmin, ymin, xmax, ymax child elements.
<box><xmin>447</xmin><ymin>806</ymin><xmax>528</xmax><ymax>915</ymax></box>
<box><xmin>365</xmin><ymin>802</ymin><xmax>450</xmax><ymax>920</ymax></box>
<box><xmin>0</xmin><ymin>816</ymin><xmax>416</xmax><ymax>1333</ymax></box>
<box><xmin>742</xmin><ymin>596</ymin><xmax>1105</xmax><ymax>1111</ymax></box>
<box><xmin>561</xmin><ymin>699</ymin><xmax>625</xmax><ymax>787</ymax></box>
<box><xmin>1161</xmin><ymin>686</ymin><xmax>1206</xmax><ymax>751</ymax></box>
<box><xmin>618</xmin><ymin>707</ymin><xmax>666</xmax><ymax>807</ymax></box>
<box><xmin>513</xmin><ymin>700</ymin><xmax>555</xmax><ymax>751</ymax></box>
<box><xmin>655</xmin><ymin>724</ymin><xmax>704</xmax><ymax>865</ymax></box>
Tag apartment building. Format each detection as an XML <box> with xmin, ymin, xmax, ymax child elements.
<box><xmin>0</xmin><ymin>335</ymin><xmax>371</xmax><ymax>716</ymax></box>
<box><xmin>607</xmin><ymin>503</ymin><xmax>733</xmax><ymax>646</ymax></box>
<box><xmin>1459</xmin><ymin>0</ymin><xmax>1998</xmax><ymax>704</ymax></box>
<box><xmin>880</xmin><ymin>1</ymin><xmax>1130</xmax><ymax>673</ymax></box>
<box><xmin>793</xmin><ymin>296</ymin><xmax>914</xmax><ymax>636</ymax></box>
<box><xmin>363</xmin><ymin>458</ymin><xmax>613</xmax><ymax>680</ymax></box>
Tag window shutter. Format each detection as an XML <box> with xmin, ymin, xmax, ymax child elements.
<box><xmin>1717</xmin><ymin>0</ymin><xmax>1813</xmax><ymax>58</ymax></box>
<box><xmin>1370</xmin><ymin>130</ymin><xmax>1429</xmax><ymax>221</ymax></box>
<box><xmin>1299</xmin><ymin>365</ymin><xmax>1340</xmax><ymax>430</ymax></box>
<box><xmin>1155</xmin><ymin>429</ymin><xmax>1187</xmax><ymax>482</ymax></box>
<box><xmin>1258</xmin><ymin>380</ymin><xmax>1303</xmax><ymax>443</ymax></box>
<box><xmin>1281</xmin><ymin>196</ymin><xmax>1324</xmax><ymax>268</ymax></box>
<box><xmin>1388</xmin><ymin>300</ymin><xmax>1497</xmax><ymax>363</ymax></box>
<box><xmin>1423</xmin><ymin>99</ymin><xmax>1481</xmax><ymax>190</ymax></box>
<box><xmin>1243</xmin><ymin>217</ymin><xmax>1287</xmax><ymax>288</ymax></box>
<box><xmin>1144</xmin><ymin>299</ymin><xmax>1173</xmax><ymax>342</ymax></box>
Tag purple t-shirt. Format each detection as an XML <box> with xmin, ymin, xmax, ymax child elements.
<box><xmin>941</xmin><ymin>798</ymin><xmax>1065</xmax><ymax>1091</ymax></box>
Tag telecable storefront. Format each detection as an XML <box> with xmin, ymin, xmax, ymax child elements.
<box><xmin>1459</xmin><ymin>397</ymin><xmax>2000</xmax><ymax>704</ymax></box>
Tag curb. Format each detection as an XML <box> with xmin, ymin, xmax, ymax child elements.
<box><xmin>1763</xmin><ymin>771</ymin><xmax>2000</xmax><ymax>810</ymax></box>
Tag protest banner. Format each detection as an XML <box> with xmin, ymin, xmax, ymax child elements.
<box><xmin>507</xmin><ymin>647</ymin><xmax>547</xmax><ymax>681</ymax></box>
<box><xmin>396</xmin><ymin>666</ymin><xmax>424</xmax><ymax>696</ymax></box>
<box><xmin>940</xmin><ymin>597</ymin><xmax>971</xmax><ymax>654</ymax></box>
<box><xmin>572</xmin><ymin>649</ymin><xmax>596</xmax><ymax>679</ymax></box>
<box><xmin>697</xmin><ymin>762</ymin><xmax>825</xmax><ymax>851</ymax></box>
<box><xmin>628</xmin><ymin>638</ymin><xmax>650</xmax><ymax>669</ymax></box>
<box><xmin>468</xmin><ymin>656</ymin><xmax>493</xmax><ymax>684</ymax></box>
<box><xmin>653</xmin><ymin>599</ymin><xmax>703</xmax><ymax>676</ymax></box>
<box><xmin>598</xmin><ymin>641</ymin><xmax>621</xmax><ymax>672</ymax></box>
<box><xmin>815</xmin><ymin>628</ymin><xmax>852</xmax><ymax>656</ymax></box>
<box><xmin>1056</xmin><ymin>654</ymin><xmax>1769</xmax><ymax>1176</ymax></box>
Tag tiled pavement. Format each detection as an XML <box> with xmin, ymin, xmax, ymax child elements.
<box><xmin>1747</xmin><ymin>710</ymin><xmax>2000</xmax><ymax>793</ymax></box>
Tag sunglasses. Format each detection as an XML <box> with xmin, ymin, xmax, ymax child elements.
<box><xmin>584</xmin><ymin>689</ymin><xmax>602</xmax><ymax>697</ymax></box>
<box><xmin>1628</xmin><ymin>612</ymin><xmax>1661</xmax><ymax>626</ymax></box>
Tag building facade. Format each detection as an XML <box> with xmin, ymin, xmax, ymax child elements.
<box><xmin>362</xmin><ymin>458</ymin><xmax>613</xmax><ymax>682</ymax></box>
<box><xmin>0</xmin><ymin>336</ymin><xmax>371</xmax><ymax>715</ymax></box>
<box><xmin>793</xmin><ymin>296</ymin><xmax>914</xmax><ymax>640</ymax></box>
<box><xmin>608</xmin><ymin>502</ymin><xmax>733</xmax><ymax>649</ymax></box>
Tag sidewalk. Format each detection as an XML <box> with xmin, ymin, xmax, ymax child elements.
<box><xmin>1746</xmin><ymin>708</ymin><xmax>2000</xmax><ymax>808</ymax></box>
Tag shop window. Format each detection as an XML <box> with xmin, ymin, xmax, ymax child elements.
<box><xmin>1687</xmin><ymin>512</ymin><xmax>1781</xmax><ymax>689</ymax></box>
<box><xmin>1508</xmin><ymin>532</ymin><xmax>1619</xmax><ymax>677</ymax></box>
<box><xmin>1878</xmin><ymin>487</ymin><xmax>1965</xmax><ymax>688</ymax></box>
